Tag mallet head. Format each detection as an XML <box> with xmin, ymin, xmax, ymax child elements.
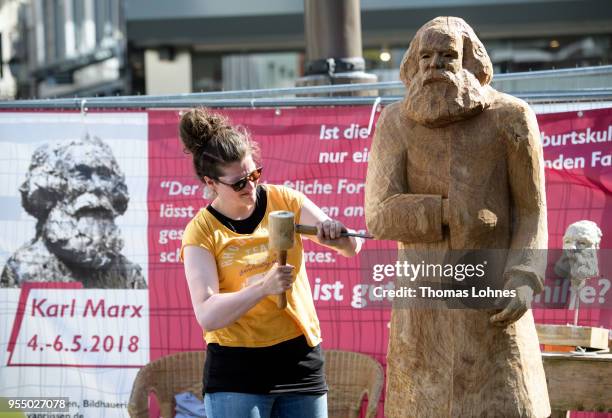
<box><xmin>268</xmin><ymin>211</ymin><xmax>295</xmax><ymax>251</ymax></box>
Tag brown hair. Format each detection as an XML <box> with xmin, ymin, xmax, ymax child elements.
<box><xmin>179</xmin><ymin>108</ymin><xmax>260</xmax><ymax>180</ymax></box>
<box><xmin>399</xmin><ymin>16</ymin><xmax>493</xmax><ymax>88</ymax></box>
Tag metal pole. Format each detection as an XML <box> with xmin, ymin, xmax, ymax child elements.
<box><xmin>296</xmin><ymin>0</ymin><xmax>376</xmax><ymax>95</ymax></box>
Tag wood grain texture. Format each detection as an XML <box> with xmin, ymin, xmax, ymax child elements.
<box><xmin>537</xmin><ymin>324</ymin><xmax>609</xmax><ymax>350</ymax></box>
<box><xmin>365</xmin><ymin>16</ymin><xmax>551</xmax><ymax>417</ymax></box>
<box><xmin>543</xmin><ymin>354</ymin><xmax>612</xmax><ymax>413</ymax></box>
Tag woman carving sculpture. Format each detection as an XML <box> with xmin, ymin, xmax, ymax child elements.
<box><xmin>179</xmin><ymin>108</ymin><xmax>362</xmax><ymax>418</ymax></box>
<box><xmin>365</xmin><ymin>16</ymin><xmax>551</xmax><ymax>417</ymax></box>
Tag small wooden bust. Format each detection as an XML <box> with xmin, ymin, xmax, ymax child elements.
<box><xmin>365</xmin><ymin>16</ymin><xmax>551</xmax><ymax>417</ymax></box>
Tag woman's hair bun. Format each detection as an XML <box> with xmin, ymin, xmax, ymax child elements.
<box><xmin>178</xmin><ymin>107</ymin><xmax>260</xmax><ymax>181</ymax></box>
<box><xmin>179</xmin><ymin>108</ymin><xmax>230</xmax><ymax>154</ymax></box>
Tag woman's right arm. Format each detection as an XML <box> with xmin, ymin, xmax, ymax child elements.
<box><xmin>183</xmin><ymin>246</ymin><xmax>294</xmax><ymax>331</ymax></box>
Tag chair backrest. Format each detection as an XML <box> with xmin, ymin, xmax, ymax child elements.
<box><xmin>324</xmin><ymin>350</ymin><xmax>384</xmax><ymax>418</ymax></box>
<box><xmin>128</xmin><ymin>351</ymin><xmax>206</xmax><ymax>418</ymax></box>
<box><xmin>129</xmin><ymin>349</ymin><xmax>384</xmax><ymax>418</ymax></box>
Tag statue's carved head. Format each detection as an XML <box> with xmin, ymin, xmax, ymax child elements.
<box><xmin>556</xmin><ymin>220</ymin><xmax>602</xmax><ymax>285</ymax></box>
<box><xmin>563</xmin><ymin>220</ymin><xmax>602</xmax><ymax>251</ymax></box>
<box><xmin>20</xmin><ymin>136</ymin><xmax>129</xmax><ymax>269</ymax></box>
<box><xmin>400</xmin><ymin>17</ymin><xmax>493</xmax><ymax>128</ymax></box>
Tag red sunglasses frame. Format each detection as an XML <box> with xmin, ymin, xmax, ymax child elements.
<box><xmin>215</xmin><ymin>167</ymin><xmax>263</xmax><ymax>191</ymax></box>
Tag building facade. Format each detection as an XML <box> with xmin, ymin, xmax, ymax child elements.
<box><xmin>125</xmin><ymin>0</ymin><xmax>612</xmax><ymax>94</ymax></box>
<box><xmin>1</xmin><ymin>0</ymin><xmax>125</xmax><ymax>98</ymax></box>
<box><xmin>2</xmin><ymin>0</ymin><xmax>611</xmax><ymax>98</ymax></box>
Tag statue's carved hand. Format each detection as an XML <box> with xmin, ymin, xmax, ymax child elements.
<box><xmin>490</xmin><ymin>284</ymin><xmax>533</xmax><ymax>327</ymax></box>
<box><xmin>448</xmin><ymin>203</ymin><xmax>498</xmax><ymax>247</ymax></box>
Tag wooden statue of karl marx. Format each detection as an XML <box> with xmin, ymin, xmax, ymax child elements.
<box><xmin>365</xmin><ymin>17</ymin><xmax>550</xmax><ymax>417</ymax></box>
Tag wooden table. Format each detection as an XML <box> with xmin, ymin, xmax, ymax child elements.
<box><xmin>543</xmin><ymin>353</ymin><xmax>612</xmax><ymax>417</ymax></box>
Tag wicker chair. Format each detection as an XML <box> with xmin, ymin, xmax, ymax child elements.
<box><xmin>325</xmin><ymin>350</ymin><xmax>384</xmax><ymax>418</ymax></box>
<box><xmin>128</xmin><ymin>349</ymin><xmax>383</xmax><ymax>418</ymax></box>
<box><xmin>128</xmin><ymin>351</ymin><xmax>205</xmax><ymax>418</ymax></box>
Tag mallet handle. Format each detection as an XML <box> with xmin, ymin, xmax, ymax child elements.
<box><xmin>277</xmin><ymin>250</ymin><xmax>288</xmax><ymax>309</ymax></box>
<box><xmin>295</xmin><ymin>224</ymin><xmax>374</xmax><ymax>239</ymax></box>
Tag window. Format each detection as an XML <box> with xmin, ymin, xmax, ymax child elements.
<box><xmin>221</xmin><ymin>52</ymin><xmax>301</xmax><ymax>91</ymax></box>
<box><xmin>42</xmin><ymin>0</ymin><xmax>56</xmax><ymax>62</ymax></box>
<box><xmin>73</xmin><ymin>0</ymin><xmax>84</xmax><ymax>53</ymax></box>
<box><xmin>0</xmin><ymin>32</ymin><xmax>3</xmax><ymax>79</ymax></box>
<box><xmin>191</xmin><ymin>53</ymin><xmax>222</xmax><ymax>92</ymax></box>
<box><xmin>95</xmin><ymin>0</ymin><xmax>111</xmax><ymax>45</ymax></box>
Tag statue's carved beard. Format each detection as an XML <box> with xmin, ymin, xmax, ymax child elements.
<box><xmin>403</xmin><ymin>69</ymin><xmax>490</xmax><ymax>128</ymax></box>
<box><xmin>42</xmin><ymin>197</ymin><xmax>123</xmax><ymax>269</ymax></box>
<box><xmin>565</xmin><ymin>249</ymin><xmax>599</xmax><ymax>287</ymax></box>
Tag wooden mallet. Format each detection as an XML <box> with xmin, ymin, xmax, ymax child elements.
<box><xmin>268</xmin><ymin>210</ymin><xmax>295</xmax><ymax>309</ymax></box>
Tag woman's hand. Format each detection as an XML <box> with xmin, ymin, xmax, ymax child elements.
<box><xmin>300</xmin><ymin>197</ymin><xmax>362</xmax><ymax>257</ymax></box>
<box><xmin>314</xmin><ymin>219</ymin><xmax>361</xmax><ymax>257</ymax></box>
<box><xmin>261</xmin><ymin>263</ymin><xmax>295</xmax><ymax>295</ymax></box>
<box><xmin>316</xmin><ymin>219</ymin><xmax>349</xmax><ymax>244</ymax></box>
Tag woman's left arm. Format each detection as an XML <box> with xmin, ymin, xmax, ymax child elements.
<box><xmin>299</xmin><ymin>196</ymin><xmax>363</xmax><ymax>257</ymax></box>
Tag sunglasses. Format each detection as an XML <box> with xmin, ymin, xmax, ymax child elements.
<box><xmin>215</xmin><ymin>167</ymin><xmax>263</xmax><ymax>192</ymax></box>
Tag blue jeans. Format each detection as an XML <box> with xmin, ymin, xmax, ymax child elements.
<box><xmin>204</xmin><ymin>392</ymin><xmax>328</xmax><ymax>418</ymax></box>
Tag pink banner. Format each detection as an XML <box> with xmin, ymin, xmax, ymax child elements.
<box><xmin>147</xmin><ymin>107</ymin><xmax>393</xmax><ymax>363</ymax></box>
<box><xmin>536</xmin><ymin>108</ymin><xmax>612</xmax><ymax>328</ymax></box>
<box><xmin>147</xmin><ymin>106</ymin><xmax>611</xmax><ymax>417</ymax></box>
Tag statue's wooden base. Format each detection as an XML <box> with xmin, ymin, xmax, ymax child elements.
<box><xmin>536</xmin><ymin>324</ymin><xmax>609</xmax><ymax>350</ymax></box>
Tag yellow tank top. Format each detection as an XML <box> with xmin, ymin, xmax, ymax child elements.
<box><xmin>180</xmin><ymin>184</ymin><xmax>321</xmax><ymax>348</ymax></box>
